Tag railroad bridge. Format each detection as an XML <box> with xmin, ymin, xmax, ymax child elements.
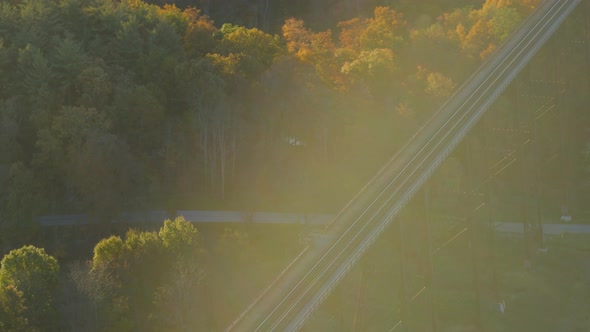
<box><xmin>226</xmin><ymin>0</ymin><xmax>590</xmax><ymax>330</ymax></box>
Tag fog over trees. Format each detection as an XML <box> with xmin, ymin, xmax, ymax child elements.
<box><xmin>0</xmin><ymin>0</ymin><xmax>544</xmax><ymax>247</ymax></box>
<box><xmin>7</xmin><ymin>0</ymin><xmax>590</xmax><ymax>330</ymax></box>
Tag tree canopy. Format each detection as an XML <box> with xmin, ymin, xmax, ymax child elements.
<box><xmin>0</xmin><ymin>245</ymin><xmax>60</xmax><ymax>331</ymax></box>
<box><xmin>84</xmin><ymin>216</ymin><xmax>203</xmax><ymax>331</ymax></box>
<box><xmin>0</xmin><ymin>0</ymin><xmax>546</xmax><ymax>251</ymax></box>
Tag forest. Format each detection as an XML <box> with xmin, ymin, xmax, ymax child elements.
<box><xmin>0</xmin><ymin>0</ymin><xmax>543</xmax><ymax>248</ymax></box>
<box><xmin>3</xmin><ymin>0</ymin><xmax>589</xmax><ymax>330</ymax></box>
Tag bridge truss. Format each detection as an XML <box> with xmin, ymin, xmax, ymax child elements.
<box><xmin>227</xmin><ymin>1</ymin><xmax>589</xmax><ymax>330</ymax></box>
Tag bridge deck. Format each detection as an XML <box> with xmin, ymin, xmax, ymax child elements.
<box><xmin>226</xmin><ymin>0</ymin><xmax>582</xmax><ymax>330</ymax></box>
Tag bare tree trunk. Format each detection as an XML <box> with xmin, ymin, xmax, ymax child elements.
<box><xmin>211</xmin><ymin>134</ymin><xmax>216</xmax><ymax>190</ymax></box>
<box><xmin>259</xmin><ymin>0</ymin><xmax>270</xmax><ymax>31</ymax></box>
<box><xmin>200</xmin><ymin>0</ymin><xmax>210</xmax><ymax>16</ymax></box>
<box><xmin>231</xmin><ymin>120</ymin><xmax>238</xmax><ymax>183</ymax></box>
<box><xmin>93</xmin><ymin>301</ymin><xmax>98</xmax><ymax>332</ymax></box>
<box><xmin>197</xmin><ymin>107</ymin><xmax>209</xmax><ymax>182</ymax></box>
<box><xmin>217</xmin><ymin>119</ymin><xmax>226</xmax><ymax>199</ymax></box>
<box><xmin>322</xmin><ymin>125</ymin><xmax>329</xmax><ymax>161</ymax></box>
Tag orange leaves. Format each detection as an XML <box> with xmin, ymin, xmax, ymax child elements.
<box><xmin>281</xmin><ymin>18</ymin><xmax>342</xmax><ymax>87</ymax></box>
<box><xmin>415</xmin><ymin>65</ymin><xmax>456</xmax><ymax>97</ymax></box>
<box><xmin>461</xmin><ymin>18</ymin><xmax>492</xmax><ymax>58</ymax></box>
<box><xmin>337</xmin><ymin>18</ymin><xmax>364</xmax><ymax>51</ymax></box>
<box><xmin>282</xmin><ymin>18</ymin><xmax>335</xmax><ymax>63</ymax></box>
<box><xmin>156</xmin><ymin>4</ymin><xmax>190</xmax><ymax>34</ymax></box>
<box><xmin>341</xmin><ymin>48</ymin><xmax>395</xmax><ymax>78</ymax></box>
<box><xmin>183</xmin><ymin>10</ymin><xmax>217</xmax><ymax>58</ymax></box>
<box><xmin>427</xmin><ymin>0</ymin><xmax>526</xmax><ymax>60</ymax></box>
<box><xmin>465</xmin><ymin>5</ymin><xmax>521</xmax><ymax>59</ymax></box>
<box><xmin>425</xmin><ymin>71</ymin><xmax>456</xmax><ymax>98</ymax></box>
<box><xmin>206</xmin><ymin>53</ymin><xmax>239</xmax><ymax>76</ymax></box>
<box><xmin>359</xmin><ymin>7</ymin><xmax>406</xmax><ymax>50</ymax></box>
<box><xmin>216</xmin><ymin>25</ymin><xmax>282</xmax><ymax>77</ymax></box>
<box><xmin>282</xmin><ymin>18</ymin><xmax>309</xmax><ymax>56</ymax></box>
<box><xmin>277</xmin><ymin>1</ymin><xmax>531</xmax><ymax>107</ymax></box>
<box><xmin>337</xmin><ymin>7</ymin><xmax>406</xmax><ymax>53</ymax></box>
<box><xmin>482</xmin><ymin>0</ymin><xmax>541</xmax><ymax>14</ymax></box>
<box><xmin>283</xmin><ymin>6</ymin><xmax>405</xmax><ymax>62</ymax></box>
<box><xmin>281</xmin><ymin>7</ymin><xmax>406</xmax><ymax>91</ymax></box>
<box><xmin>483</xmin><ymin>0</ymin><xmax>514</xmax><ymax>10</ymax></box>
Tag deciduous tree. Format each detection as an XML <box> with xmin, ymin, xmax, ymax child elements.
<box><xmin>0</xmin><ymin>245</ymin><xmax>59</xmax><ymax>330</ymax></box>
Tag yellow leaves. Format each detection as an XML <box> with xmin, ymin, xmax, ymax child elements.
<box><xmin>157</xmin><ymin>4</ymin><xmax>189</xmax><ymax>34</ymax></box>
<box><xmin>456</xmin><ymin>24</ymin><xmax>467</xmax><ymax>41</ymax></box>
<box><xmin>481</xmin><ymin>0</ymin><xmax>541</xmax><ymax>13</ymax></box>
<box><xmin>159</xmin><ymin>216</ymin><xmax>199</xmax><ymax>256</ymax></box>
<box><xmin>341</xmin><ymin>48</ymin><xmax>395</xmax><ymax>77</ymax></box>
<box><xmin>124</xmin><ymin>229</ymin><xmax>161</xmax><ymax>256</ymax></box>
<box><xmin>488</xmin><ymin>7</ymin><xmax>522</xmax><ymax>40</ymax></box>
<box><xmin>480</xmin><ymin>43</ymin><xmax>497</xmax><ymax>59</ymax></box>
<box><xmin>313</xmin><ymin>30</ymin><xmax>336</xmax><ymax>54</ymax></box>
<box><xmin>282</xmin><ymin>18</ymin><xmax>335</xmax><ymax>63</ymax></box>
<box><xmin>420</xmin><ymin>0</ymin><xmax>528</xmax><ymax>61</ymax></box>
<box><xmin>92</xmin><ymin>236</ymin><xmax>125</xmax><ymax>272</ymax></box>
<box><xmin>180</xmin><ymin>7</ymin><xmax>203</xmax><ymax>23</ymax></box>
<box><xmin>223</xmin><ymin>26</ymin><xmax>276</xmax><ymax>52</ymax></box>
<box><xmin>157</xmin><ymin>4</ymin><xmax>182</xmax><ymax>19</ymax></box>
<box><xmin>463</xmin><ymin>4</ymin><xmax>522</xmax><ymax>59</ymax></box>
<box><xmin>360</xmin><ymin>7</ymin><xmax>406</xmax><ymax>50</ymax></box>
<box><xmin>337</xmin><ymin>7</ymin><xmax>406</xmax><ymax>53</ymax></box>
<box><xmin>281</xmin><ymin>7</ymin><xmax>406</xmax><ymax>90</ymax></box>
<box><xmin>205</xmin><ymin>53</ymin><xmax>239</xmax><ymax>76</ymax></box>
<box><xmin>281</xmin><ymin>18</ymin><xmax>341</xmax><ymax>86</ymax></box>
<box><xmin>285</xmin><ymin>6</ymin><xmax>405</xmax><ymax>60</ymax></box>
<box><xmin>395</xmin><ymin>101</ymin><xmax>415</xmax><ymax>119</ymax></box>
<box><xmin>213</xmin><ymin>25</ymin><xmax>282</xmax><ymax>77</ymax></box>
<box><xmin>462</xmin><ymin>18</ymin><xmax>490</xmax><ymax>57</ymax></box>
<box><xmin>483</xmin><ymin>0</ymin><xmax>514</xmax><ymax>10</ymax></box>
<box><xmin>296</xmin><ymin>48</ymin><xmax>313</xmax><ymax>62</ymax></box>
<box><xmin>417</xmin><ymin>66</ymin><xmax>456</xmax><ymax>98</ymax></box>
<box><xmin>282</xmin><ymin>18</ymin><xmax>311</xmax><ymax>56</ymax></box>
<box><xmin>0</xmin><ymin>245</ymin><xmax>59</xmax><ymax>329</ymax></box>
<box><xmin>183</xmin><ymin>11</ymin><xmax>217</xmax><ymax>57</ymax></box>
<box><xmin>221</xmin><ymin>25</ymin><xmax>282</xmax><ymax>64</ymax></box>
<box><xmin>337</xmin><ymin>17</ymin><xmax>364</xmax><ymax>50</ymax></box>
